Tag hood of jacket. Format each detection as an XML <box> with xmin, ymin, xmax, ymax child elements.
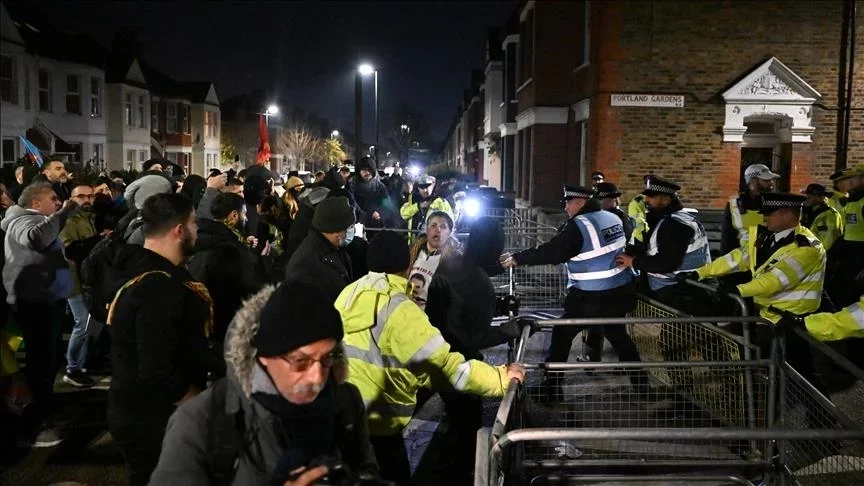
<box><xmin>0</xmin><ymin>204</ymin><xmax>34</xmax><ymax>232</ymax></box>
<box><xmin>195</xmin><ymin>218</ymin><xmax>243</xmax><ymax>252</ymax></box>
<box><xmin>461</xmin><ymin>216</ymin><xmax>504</xmax><ymax>276</ymax></box>
<box><xmin>224</xmin><ymin>285</ymin><xmax>347</xmax><ymax>399</ymax></box>
<box><xmin>336</xmin><ymin>272</ymin><xmax>410</xmax><ymax>334</ymax></box>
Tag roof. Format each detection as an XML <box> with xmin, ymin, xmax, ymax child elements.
<box><xmin>4</xmin><ymin>2</ymin><xmax>107</xmax><ymax>69</ymax></box>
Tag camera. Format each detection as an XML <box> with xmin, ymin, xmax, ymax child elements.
<box><xmin>288</xmin><ymin>456</ymin><xmax>396</xmax><ymax>486</ymax></box>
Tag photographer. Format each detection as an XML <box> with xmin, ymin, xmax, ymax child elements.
<box><xmin>150</xmin><ymin>281</ymin><xmax>379</xmax><ymax>485</ymax></box>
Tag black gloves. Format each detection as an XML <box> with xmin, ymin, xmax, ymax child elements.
<box><xmin>495</xmin><ymin>295</ymin><xmax>520</xmax><ymax>317</ymax></box>
<box><xmin>675</xmin><ymin>271</ymin><xmax>699</xmax><ymax>283</ymax></box>
<box><xmin>774</xmin><ymin>309</ymin><xmax>805</xmax><ymax>330</ymax></box>
<box><xmin>718</xmin><ymin>282</ymin><xmax>741</xmax><ymax>296</ymax></box>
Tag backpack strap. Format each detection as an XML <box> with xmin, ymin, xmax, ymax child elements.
<box><xmin>105</xmin><ymin>271</ymin><xmax>171</xmax><ymax>326</ymax></box>
<box><xmin>207</xmin><ymin>378</ymin><xmax>245</xmax><ymax>485</ymax></box>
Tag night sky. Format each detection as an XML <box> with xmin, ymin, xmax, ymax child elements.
<box><xmin>27</xmin><ymin>0</ymin><xmax>516</xmax><ymax>144</ymax></box>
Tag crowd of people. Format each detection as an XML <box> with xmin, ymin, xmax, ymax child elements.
<box><xmin>0</xmin><ymin>155</ymin><xmax>524</xmax><ymax>486</ymax></box>
<box><xmin>1</xmin><ymin>154</ymin><xmax>862</xmax><ymax>485</ymax></box>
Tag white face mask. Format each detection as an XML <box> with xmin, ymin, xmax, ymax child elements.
<box><xmin>339</xmin><ymin>225</ymin><xmax>356</xmax><ymax>248</ymax></box>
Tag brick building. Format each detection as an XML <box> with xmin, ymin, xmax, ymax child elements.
<box><xmin>443</xmin><ymin>0</ymin><xmax>863</xmax><ymax>210</ymax></box>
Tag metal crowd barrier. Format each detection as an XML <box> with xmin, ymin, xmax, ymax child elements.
<box><xmin>476</xmin><ymin>314</ymin><xmax>864</xmax><ymax>485</ymax></box>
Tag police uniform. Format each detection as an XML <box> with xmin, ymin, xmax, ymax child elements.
<box><xmin>510</xmin><ymin>185</ymin><xmax>645</xmax><ymax>388</ymax></box>
<box><xmin>801</xmin><ymin>183</ymin><xmax>843</xmax><ymax>251</ymax></box>
<box><xmin>628</xmin><ymin>176</ymin><xmax>712</xmax><ymax>315</ymax></box>
<box><xmin>805</xmin><ymin>295</ymin><xmax>864</xmax><ymax>342</ymax></box>
<box><xmin>596</xmin><ymin>182</ymin><xmax>634</xmax><ymax>243</ymax></box>
<box><xmin>627</xmin><ymin>195</ymin><xmax>648</xmax><ymax>243</ymax></box>
<box><xmin>694</xmin><ymin>192</ymin><xmax>828</xmax><ymax>393</ymax></box>
<box><xmin>826</xmin><ymin>166</ymin><xmax>864</xmax><ymax>308</ymax></box>
<box><xmin>720</xmin><ymin>164</ymin><xmax>780</xmax><ymax>255</ymax></box>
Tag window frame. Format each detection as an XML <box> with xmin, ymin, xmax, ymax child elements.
<box><xmin>167</xmin><ymin>103</ymin><xmax>178</xmax><ymax>133</ymax></box>
<box><xmin>38</xmin><ymin>69</ymin><xmax>52</xmax><ymax>112</ymax></box>
<box><xmin>0</xmin><ymin>55</ymin><xmax>18</xmax><ymax>104</ymax></box>
<box><xmin>125</xmin><ymin>92</ymin><xmax>133</xmax><ymax>126</ymax></box>
<box><xmin>65</xmin><ymin>73</ymin><xmax>81</xmax><ymax>115</ymax></box>
<box><xmin>90</xmin><ymin>77</ymin><xmax>102</xmax><ymax>118</ymax></box>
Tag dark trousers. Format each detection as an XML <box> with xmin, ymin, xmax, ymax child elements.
<box><xmin>11</xmin><ymin>300</ymin><xmax>65</xmax><ymax>418</ymax></box>
<box><xmin>440</xmin><ymin>391</ymin><xmax>482</xmax><ymax>485</ymax></box>
<box><xmin>370</xmin><ymin>433</ymin><xmax>412</xmax><ymax>485</ymax></box>
<box><xmin>548</xmin><ymin>285</ymin><xmax>647</xmax><ymax>388</ymax></box>
<box><xmin>108</xmin><ymin>396</ymin><xmax>173</xmax><ymax>486</ymax></box>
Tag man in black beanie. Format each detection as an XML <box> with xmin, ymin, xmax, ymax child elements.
<box><xmin>151</xmin><ymin>281</ymin><xmax>378</xmax><ymax>485</ymax></box>
<box><xmin>336</xmin><ymin>231</ymin><xmax>525</xmax><ymax>484</ymax></box>
<box><xmin>284</xmin><ymin>196</ymin><xmax>356</xmax><ymax>302</ymax></box>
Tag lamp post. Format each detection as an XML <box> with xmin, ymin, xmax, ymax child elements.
<box><xmin>331</xmin><ymin>129</ymin><xmax>340</xmax><ymax>138</ymax></box>
<box><xmin>264</xmin><ymin>104</ymin><xmax>279</xmax><ymax>126</ymax></box>
<box><xmin>356</xmin><ymin>63</ymin><xmax>379</xmax><ymax>165</ymax></box>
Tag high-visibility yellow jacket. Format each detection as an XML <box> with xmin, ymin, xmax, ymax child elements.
<box><xmin>802</xmin><ymin>204</ymin><xmax>843</xmax><ymax>250</ymax></box>
<box><xmin>842</xmin><ymin>196</ymin><xmax>864</xmax><ymax>242</ymax></box>
<box><xmin>627</xmin><ymin>195</ymin><xmax>648</xmax><ymax>243</ymax></box>
<box><xmin>805</xmin><ymin>296</ymin><xmax>864</xmax><ymax>342</ymax></box>
<box><xmin>336</xmin><ymin>272</ymin><xmax>510</xmax><ymax>436</ymax></box>
<box><xmin>827</xmin><ymin>191</ymin><xmax>847</xmax><ymax>216</ymax></box>
<box><xmin>696</xmin><ymin>225</ymin><xmax>826</xmax><ymax>324</ymax></box>
<box><xmin>727</xmin><ymin>194</ymin><xmax>765</xmax><ymax>248</ymax></box>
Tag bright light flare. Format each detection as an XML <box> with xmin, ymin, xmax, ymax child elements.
<box><xmin>358</xmin><ymin>64</ymin><xmax>375</xmax><ymax>76</ymax></box>
<box><xmin>266</xmin><ymin>104</ymin><xmax>279</xmax><ymax>115</ymax></box>
<box><xmin>464</xmin><ymin>198</ymin><xmax>481</xmax><ymax>218</ymax></box>
<box><xmin>408</xmin><ymin>166</ymin><xmax>421</xmax><ymax>177</ymax></box>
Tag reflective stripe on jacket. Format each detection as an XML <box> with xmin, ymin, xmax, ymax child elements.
<box><xmin>646</xmin><ymin>211</ymin><xmax>711</xmax><ymax>291</ymax></box>
<box><xmin>728</xmin><ymin>195</ymin><xmax>764</xmax><ymax>247</ymax></box>
<box><xmin>805</xmin><ymin>296</ymin><xmax>864</xmax><ymax>342</ymax></box>
<box><xmin>842</xmin><ymin>199</ymin><xmax>864</xmax><ymax>242</ymax></box>
<box><xmin>627</xmin><ymin>196</ymin><xmax>648</xmax><ymax>243</ymax></box>
<box><xmin>697</xmin><ymin>225</ymin><xmax>826</xmax><ymax>324</ymax></box>
<box><xmin>566</xmin><ymin>211</ymin><xmax>633</xmax><ymax>291</ymax></box>
<box><xmin>336</xmin><ymin>272</ymin><xmax>509</xmax><ymax>436</ymax></box>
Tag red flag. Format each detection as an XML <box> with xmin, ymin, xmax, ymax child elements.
<box><xmin>256</xmin><ymin>114</ymin><xmax>270</xmax><ymax>165</ymax></box>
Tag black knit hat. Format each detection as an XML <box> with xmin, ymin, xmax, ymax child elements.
<box><xmin>253</xmin><ymin>281</ymin><xmax>344</xmax><ymax>357</ymax></box>
<box><xmin>312</xmin><ymin>196</ymin><xmax>356</xmax><ymax>233</ymax></box>
<box><xmin>143</xmin><ymin>157</ymin><xmax>170</xmax><ymax>172</ymax></box>
<box><xmin>367</xmin><ymin>231</ymin><xmax>410</xmax><ymax>274</ymax></box>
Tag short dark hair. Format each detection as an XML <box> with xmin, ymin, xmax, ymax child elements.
<box><xmin>210</xmin><ymin>192</ymin><xmax>245</xmax><ymax>220</ymax></box>
<box><xmin>71</xmin><ymin>182</ymin><xmax>93</xmax><ymax>193</ymax></box>
<box><xmin>226</xmin><ymin>178</ymin><xmax>244</xmax><ymax>187</ymax></box>
<box><xmin>237</xmin><ymin>168</ymin><xmax>249</xmax><ymax>180</ymax></box>
<box><xmin>42</xmin><ymin>159</ymin><xmax>65</xmax><ymax>172</ymax></box>
<box><xmin>591</xmin><ymin>171</ymin><xmax>605</xmax><ymax>179</ymax></box>
<box><xmin>141</xmin><ymin>193</ymin><xmax>194</xmax><ymax>238</ymax></box>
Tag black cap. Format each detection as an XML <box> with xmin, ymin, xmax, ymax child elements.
<box><xmin>595</xmin><ymin>182</ymin><xmax>622</xmax><ymax>199</ymax></box>
<box><xmin>562</xmin><ymin>184</ymin><xmax>594</xmax><ymax>202</ymax></box>
<box><xmin>252</xmin><ymin>282</ymin><xmax>344</xmax><ymax>357</ymax></box>
<box><xmin>367</xmin><ymin>231</ymin><xmax>410</xmax><ymax>274</ymax></box>
<box><xmin>802</xmin><ymin>183</ymin><xmax>830</xmax><ymax>196</ymax></box>
<box><xmin>759</xmin><ymin>192</ymin><xmax>806</xmax><ymax>214</ymax></box>
<box><xmin>312</xmin><ymin>196</ymin><xmax>356</xmax><ymax>233</ymax></box>
<box><xmin>642</xmin><ymin>175</ymin><xmax>681</xmax><ymax>196</ymax></box>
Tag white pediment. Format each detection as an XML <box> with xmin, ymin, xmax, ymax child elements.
<box><xmin>722</xmin><ymin>57</ymin><xmax>821</xmax><ymax>143</ymax></box>
<box><xmin>723</xmin><ymin>57</ymin><xmax>821</xmax><ymax>104</ymax></box>
<box><xmin>126</xmin><ymin>60</ymin><xmax>147</xmax><ymax>86</ymax></box>
<box><xmin>204</xmin><ymin>84</ymin><xmax>219</xmax><ymax>105</ymax></box>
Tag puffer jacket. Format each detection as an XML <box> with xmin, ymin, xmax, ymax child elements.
<box><xmin>150</xmin><ymin>286</ymin><xmax>378</xmax><ymax>485</ymax></box>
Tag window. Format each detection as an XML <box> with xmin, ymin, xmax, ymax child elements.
<box><xmin>24</xmin><ymin>67</ymin><xmax>30</xmax><ymax>110</ymax></box>
<box><xmin>65</xmin><ymin>74</ymin><xmax>81</xmax><ymax>114</ymax></box>
<box><xmin>1</xmin><ymin>56</ymin><xmax>17</xmax><ymax>104</ymax></box>
<box><xmin>38</xmin><ymin>69</ymin><xmax>51</xmax><ymax>112</ymax></box>
<box><xmin>90</xmin><ymin>78</ymin><xmax>101</xmax><ymax>117</ymax></box>
<box><xmin>151</xmin><ymin>101</ymin><xmax>159</xmax><ymax>133</ymax></box>
<box><xmin>183</xmin><ymin>104</ymin><xmax>191</xmax><ymax>134</ymax></box>
<box><xmin>92</xmin><ymin>143</ymin><xmax>103</xmax><ymax>165</ymax></box>
<box><xmin>125</xmin><ymin>93</ymin><xmax>133</xmax><ymax>126</ymax></box>
<box><xmin>167</xmin><ymin>103</ymin><xmax>178</xmax><ymax>133</ymax></box>
<box><xmin>166</xmin><ymin>152</ymin><xmax>179</xmax><ymax>164</ymax></box>
<box><xmin>139</xmin><ymin>150</ymin><xmax>147</xmax><ymax>163</ymax></box>
<box><xmin>204</xmin><ymin>111</ymin><xmax>214</xmax><ymax>138</ymax></box>
<box><xmin>518</xmin><ymin>9</ymin><xmax>535</xmax><ymax>86</ymax></box>
<box><xmin>126</xmin><ymin>149</ymin><xmax>136</xmax><ymax>166</ymax></box>
<box><xmin>2</xmin><ymin>138</ymin><xmax>17</xmax><ymax>165</ymax></box>
<box><xmin>138</xmin><ymin>95</ymin><xmax>146</xmax><ymax>128</ymax></box>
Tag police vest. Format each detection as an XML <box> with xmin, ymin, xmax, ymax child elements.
<box><xmin>843</xmin><ymin>199</ymin><xmax>864</xmax><ymax>242</ymax></box>
<box><xmin>646</xmin><ymin>210</ymin><xmax>711</xmax><ymax>291</ymax></box>
<box><xmin>728</xmin><ymin>195</ymin><xmax>764</xmax><ymax>246</ymax></box>
<box><xmin>566</xmin><ymin>211</ymin><xmax>633</xmax><ymax>291</ymax></box>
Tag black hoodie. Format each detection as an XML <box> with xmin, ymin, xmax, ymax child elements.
<box><xmin>350</xmin><ymin>157</ymin><xmax>392</xmax><ymax>226</ymax></box>
<box><xmin>107</xmin><ymin>244</ymin><xmax>211</xmax><ymax>412</ymax></box>
<box><xmin>187</xmin><ymin>219</ymin><xmax>262</xmax><ymax>345</ymax></box>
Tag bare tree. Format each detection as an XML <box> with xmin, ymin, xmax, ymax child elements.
<box><xmin>276</xmin><ymin>126</ymin><xmax>324</xmax><ymax>171</ymax></box>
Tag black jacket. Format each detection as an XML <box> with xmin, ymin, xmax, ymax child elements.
<box><xmin>284</xmin><ymin>231</ymin><xmax>352</xmax><ymax>302</ymax></box>
<box><xmin>187</xmin><ymin>219</ymin><xmax>262</xmax><ymax>345</ymax></box>
<box><xmin>107</xmin><ymin>245</ymin><xmax>211</xmax><ymax>412</ymax></box>
<box><xmin>513</xmin><ymin>200</ymin><xmax>606</xmax><ymax>265</ymax></box>
<box><xmin>628</xmin><ymin>198</ymin><xmax>694</xmax><ymax>274</ymax></box>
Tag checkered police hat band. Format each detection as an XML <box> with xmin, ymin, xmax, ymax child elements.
<box><xmin>644</xmin><ymin>183</ymin><xmax>676</xmax><ymax>194</ymax></box>
<box><xmin>564</xmin><ymin>190</ymin><xmax>592</xmax><ymax>199</ymax></box>
<box><xmin>597</xmin><ymin>191</ymin><xmax>618</xmax><ymax>198</ymax></box>
<box><xmin>762</xmin><ymin>199</ymin><xmax>802</xmax><ymax>208</ymax></box>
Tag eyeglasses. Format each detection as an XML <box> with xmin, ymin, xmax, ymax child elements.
<box><xmin>276</xmin><ymin>351</ymin><xmax>343</xmax><ymax>372</ymax></box>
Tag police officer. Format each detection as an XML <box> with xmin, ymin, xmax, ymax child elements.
<box><xmin>596</xmin><ymin>182</ymin><xmax>634</xmax><ymax>243</ymax></box>
<box><xmin>616</xmin><ymin>176</ymin><xmax>712</xmax><ymax>315</ymax></box>
<box><xmin>721</xmin><ymin>163</ymin><xmax>780</xmax><ymax>255</ymax></box>
<box><xmin>500</xmin><ymin>185</ymin><xmax>646</xmax><ymax>391</ymax></box>
<box><xmin>827</xmin><ymin>165</ymin><xmax>864</xmax><ymax>308</ymax></box>
<box><xmin>802</xmin><ymin>295</ymin><xmax>864</xmax><ymax>342</ymax></box>
<box><xmin>827</xmin><ymin>167</ymin><xmax>855</xmax><ymax>213</ymax></box>
<box><xmin>682</xmin><ymin>192</ymin><xmax>827</xmax><ymax>392</ymax></box>
<box><xmin>627</xmin><ymin>193</ymin><xmax>648</xmax><ymax>244</ymax></box>
<box><xmin>801</xmin><ymin>183</ymin><xmax>843</xmax><ymax>250</ymax></box>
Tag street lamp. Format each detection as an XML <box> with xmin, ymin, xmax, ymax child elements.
<box><xmin>262</xmin><ymin>104</ymin><xmax>279</xmax><ymax>126</ymax></box>
<box><xmin>331</xmin><ymin>129</ymin><xmax>340</xmax><ymax>138</ymax></box>
<box><xmin>400</xmin><ymin>124</ymin><xmax>410</xmax><ymax>133</ymax></box>
<box><xmin>355</xmin><ymin>63</ymin><xmax>379</xmax><ymax>165</ymax></box>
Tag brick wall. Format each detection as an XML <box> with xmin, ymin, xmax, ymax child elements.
<box><xmin>590</xmin><ymin>0</ymin><xmax>862</xmax><ymax>209</ymax></box>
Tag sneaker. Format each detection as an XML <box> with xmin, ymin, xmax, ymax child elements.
<box><xmin>32</xmin><ymin>426</ymin><xmax>64</xmax><ymax>448</ymax></box>
<box><xmin>63</xmin><ymin>371</ymin><xmax>96</xmax><ymax>388</ymax></box>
